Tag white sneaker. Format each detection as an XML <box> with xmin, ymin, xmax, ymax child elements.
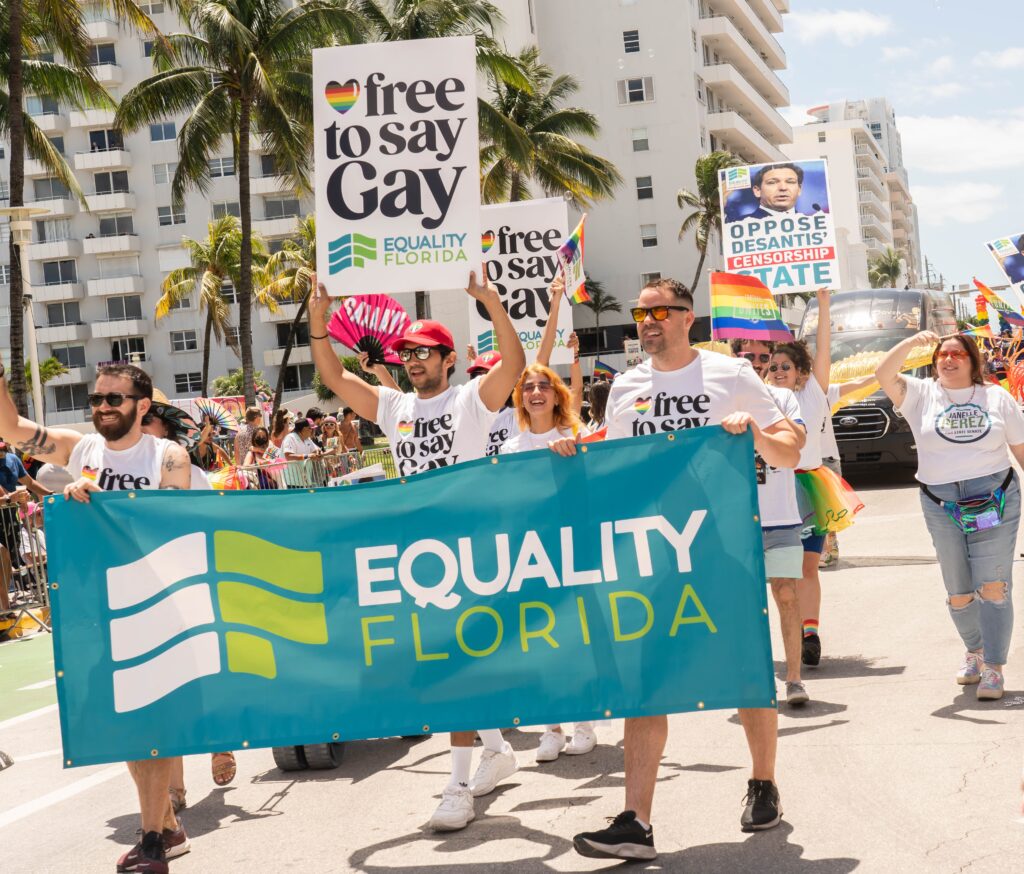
<box><xmin>428</xmin><ymin>786</ymin><xmax>475</xmax><ymax>831</ymax></box>
<box><xmin>564</xmin><ymin>725</ymin><xmax>597</xmax><ymax>755</ymax></box>
<box><xmin>468</xmin><ymin>743</ymin><xmax>519</xmax><ymax>797</ymax></box>
<box><xmin>535</xmin><ymin>730</ymin><xmax>567</xmax><ymax>763</ymax></box>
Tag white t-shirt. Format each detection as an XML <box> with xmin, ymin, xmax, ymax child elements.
<box><xmin>757</xmin><ymin>386</ymin><xmax>803</xmax><ymax>527</ymax></box>
<box><xmin>486</xmin><ymin>407</ymin><xmax>520</xmax><ymax>456</ymax></box>
<box><xmin>794</xmin><ymin>379</ymin><xmax>828</xmax><ymax>470</ymax></box>
<box><xmin>67</xmin><ymin>433</ymin><xmax>172</xmax><ymax>491</ymax></box>
<box><xmin>898</xmin><ymin>376</ymin><xmax>1024</xmax><ymax>485</ymax></box>
<box><xmin>376</xmin><ymin>381</ymin><xmax>496</xmax><ymax>476</ymax></box>
<box><xmin>190</xmin><ymin>465</ymin><xmax>211</xmax><ymax>490</ymax></box>
<box><xmin>500</xmin><ymin>426</ymin><xmax>572</xmax><ymax>455</ymax></box>
<box><xmin>281</xmin><ymin>432</ymin><xmax>321</xmax><ymax>486</ymax></box>
<box><xmin>605</xmin><ymin>351</ymin><xmax>786</xmax><ymax>440</ymax></box>
<box><xmin>281</xmin><ymin>432</ymin><xmax>319</xmax><ymax>458</ymax></box>
<box><xmin>821</xmin><ymin>384</ymin><xmax>841</xmax><ymax>460</ymax></box>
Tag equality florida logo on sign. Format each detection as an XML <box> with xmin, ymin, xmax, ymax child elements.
<box><xmin>329</xmin><ymin>233</ymin><xmax>378</xmax><ymax>274</ymax></box>
<box><xmin>106</xmin><ymin>531</ymin><xmax>327</xmax><ymax>713</ymax></box>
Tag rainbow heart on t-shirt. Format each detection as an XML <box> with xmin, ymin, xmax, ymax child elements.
<box><xmin>397</xmin><ymin>420</ymin><xmax>414</xmax><ymax>437</ymax></box>
<box><xmin>633</xmin><ymin>397</ymin><xmax>651</xmax><ymax>414</ymax></box>
<box><xmin>82</xmin><ymin>465</ymin><xmax>98</xmax><ymax>481</ymax></box>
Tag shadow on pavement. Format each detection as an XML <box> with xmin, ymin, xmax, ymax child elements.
<box><xmin>250</xmin><ymin>736</ymin><xmax>436</xmax><ymax>786</ymax></box>
<box><xmin>803</xmin><ymin>654</ymin><xmax>906</xmax><ymax>679</ymax></box>
<box><xmin>835</xmin><ymin>555</ymin><xmax>936</xmax><ymax>570</ymax></box>
<box><xmin>930</xmin><ymin>687</ymin><xmax>1024</xmax><ymax>725</ymax></box>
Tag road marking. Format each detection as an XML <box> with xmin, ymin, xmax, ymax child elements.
<box><xmin>17</xmin><ymin>678</ymin><xmax>56</xmax><ymax>691</ymax></box>
<box><xmin>0</xmin><ymin>765</ymin><xmax>124</xmax><ymax>831</ymax></box>
<box><xmin>0</xmin><ymin>704</ymin><xmax>58</xmax><ymax>731</ymax></box>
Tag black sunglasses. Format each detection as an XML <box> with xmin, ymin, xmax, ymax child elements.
<box><xmin>630</xmin><ymin>305</ymin><xmax>690</xmax><ymax>323</ymax></box>
<box><xmin>88</xmin><ymin>392</ymin><xmax>144</xmax><ymax>408</ymax></box>
<box><xmin>398</xmin><ymin>346</ymin><xmax>434</xmax><ymax>362</ymax></box>
<box><xmin>768</xmin><ymin>362</ymin><xmax>793</xmax><ymax>373</ymax></box>
<box><xmin>742</xmin><ymin>352</ymin><xmax>772</xmax><ymax>364</ymax></box>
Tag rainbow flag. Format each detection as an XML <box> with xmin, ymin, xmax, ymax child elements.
<box><xmin>974</xmin><ymin>277</ymin><xmax>1024</xmax><ymax>328</ymax></box>
<box><xmin>710</xmin><ymin>272</ymin><xmax>794</xmax><ymax>342</ymax></box>
<box><xmin>557</xmin><ymin>214</ymin><xmax>590</xmax><ymax>304</ymax></box>
<box><xmin>962</xmin><ymin>324</ymin><xmax>996</xmax><ymax>339</ymax></box>
<box><xmin>592</xmin><ymin>360</ymin><xmax>617</xmax><ymax>379</ymax></box>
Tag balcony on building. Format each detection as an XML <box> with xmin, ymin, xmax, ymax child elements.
<box><xmin>69</xmin><ymin>108</ymin><xmax>117</xmax><ymax>129</ymax></box>
<box><xmin>23</xmin><ymin>157</ymin><xmax>57</xmax><ymax>178</ymax></box>
<box><xmin>74</xmin><ymin>148</ymin><xmax>131</xmax><ymax>172</ymax></box>
<box><xmin>698</xmin><ymin>1</ymin><xmax>786</xmax><ymax>70</ymax></box>
<box><xmin>83</xmin><ymin>234</ymin><xmax>141</xmax><ymax>256</ymax></box>
<box><xmin>30</xmin><ymin>112</ymin><xmax>67</xmax><ymax>134</ymax></box>
<box><xmin>857</xmin><ymin>186</ymin><xmax>888</xmax><ymax>220</ymax></box>
<box><xmin>701</xmin><ymin>67</ymin><xmax>790</xmax><ymax>145</ymax></box>
<box><xmin>87</xmin><ymin>274</ymin><xmax>146</xmax><ymax>297</ymax></box>
<box><xmin>92</xmin><ymin>317</ymin><xmax>149</xmax><ymax>340</ymax></box>
<box><xmin>264</xmin><ymin>345</ymin><xmax>312</xmax><ymax>367</ymax></box>
<box><xmin>705</xmin><ymin>110</ymin><xmax>785</xmax><ymax>163</ymax></box>
<box><xmin>893</xmin><ymin>226</ymin><xmax>909</xmax><ymax>243</ymax></box>
<box><xmin>864</xmin><ymin>236</ymin><xmax>885</xmax><ymax>255</ymax></box>
<box><xmin>48</xmin><ymin>366</ymin><xmax>89</xmax><ymax>388</ymax></box>
<box><xmin>854</xmin><ymin>141</ymin><xmax>885</xmax><ymax>173</ymax></box>
<box><xmin>253</xmin><ymin>214</ymin><xmax>301</xmax><ymax>238</ymax></box>
<box><xmin>85</xmin><ymin>19</ymin><xmax>119</xmax><ymax>41</ymax></box>
<box><xmin>855</xmin><ymin>168</ymin><xmax>885</xmax><ymax>197</ymax></box>
<box><xmin>36</xmin><ymin>322</ymin><xmax>89</xmax><ymax>344</ymax></box>
<box><xmin>859</xmin><ymin>213</ymin><xmax>893</xmax><ymax>243</ymax></box>
<box><xmin>32</xmin><ymin>281</ymin><xmax>84</xmax><ymax>303</ymax></box>
<box><xmin>259</xmin><ymin>302</ymin><xmax>304</xmax><ymax>323</ymax></box>
<box><xmin>85</xmin><ymin>191</ymin><xmax>136</xmax><ymax>212</ymax></box>
<box><xmin>89</xmin><ymin>63</ymin><xmax>122</xmax><ymax>86</ymax></box>
<box><xmin>747</xmin><ymin>0</ymin><xmax>784</xmax><ymax>32</ymax></box>
<box><xmin>28</xmin><ymin>238</ymin><xmax>82</xmax><ymax>261</ymax></box>
<box><xmin>697</xmin><ymin>17</ymin><xmax>788</xmax><ymax>106</ymax></box>
<box><xmin>26</xmin><ymin>196</ymin><xmax>78</xmax><ymax>217</ymax></box>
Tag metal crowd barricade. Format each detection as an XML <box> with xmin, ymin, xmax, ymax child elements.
<box><xmin>0</xmin><ymin>496</ymin><xmax>50</xmax><ymax>636</ymax></box>
<box><xmin>228</xmin><ymin>447</ymin><xmax>398</xmax><ymax>492</ymax></box>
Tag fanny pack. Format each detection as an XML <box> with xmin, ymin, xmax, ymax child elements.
<box><xmin>920</xmin><ymin>470</ymin><xmax>1013</xmax><ymax>534</ymax></box>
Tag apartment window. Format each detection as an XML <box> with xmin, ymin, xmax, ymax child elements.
<box><xmin>692</xmin><ymin>29</ymin><xmax>698</xmax><ymax>51</ymax></box>
<box><xmin>224</xmin><ymin>326</ymin><xmax>240</xmax><ymax>349</ymax></box>
<box><xmin>143</xmin><ymin>40</ymin><xmax>155</xmax><ymax>58</ymax></box>
<box><xmin>212</xmin><ymin>201</ymin><xmax>241</xmax><ymax>219</ymax></box>
<box><xmin>99</xmin><ymin>213</ymin><xmax>134</xmax><ymax>237</ymax></box>
<box><xmin>268</xmin><ymin>239</ymin><xmax>286</xmax><ymax>255</ymax></box>
<box><xmin>99</xmin><ymin>256</ymin><xmax>140</xmax><ymax>279</ymax></box>
<box><xmin>106</xmin><ymin>295</ymin><xmax>143</xmax><ymax>321</ymax></box>
<box><xmin>33</xmin><ymin>177</ymin><xmax>70</xmax><ymax>201</ymax></box>
<box><xmin>283</xmin><ymin>363</ymin><xmax>316</xmax><ymax>392</ymax></box>
<box><xmin>149</xmin><ymin>121</ymin><xmax>176</xmax><ymax>142</ymax></box>
<box><xmin>640</xmin><ymin>224</ymin><xmax>658</xmax><ymax>247</ymax></box>
<box><xmin>157</xmin><ymin>205</ymin><xmax>186</xmax><ymax>226</ymax></box>
<box><xmin>42</xmin><ymin>260</ymin><xmax>77</xmax><ymax>285</ymax></box>
<box><xmin>153</xmin><ymin>161</ymin><xmax>178</xmax><ymax>184</ymax></box>
<box><xmin>140</xmin><ymin>2</ymin><xmax>165</xmax><ymax>12</ymax></box>
<box><xmin>817</xmin><ymin>131</ymin><xmax>826</xmax><ymax>143</ymax></box>
<box><xmin>111</xmin><ymin>337</ymin><xmax>147</xmax><ymax>362</ymax></box>
<box><xmin>170</xmin><ymin>329</ymin><xmax>199</xmax><ymax>352</ymax></box>
<box><xmin>89</xmin><ymin>129</ymin><xmax>123</xmax><ymax>152</ymax></box>
<box><xmin>168</xmin><ymin>294</ymin><xmax>191</xmax><ymax>311</ymax></box>
<box><xmin>94</xmin><ymin>170</ymin><xmax>130</xmax><ymax>194</ymax></box>
<box><xmin>46</xmin><ymin>301</ymin><xmax>81</xmax><ymax>326</ymax></box>
<box><xmin>260</xmin><ymin>154</ymin><xmax>279</xmax><ymax>177</ymax></box>
<box><xmin>174</xmin><ymin>372</ymin><xmax>203</xmax><ymax>393</ymax></box>
<box><xmin>0</xmin><ymin>179</ymin><xmax>8</xmax><ymax>203</ymax></box>
<box><xmin>700</xmin><ymin>126</ymin><xmax>707</xmax><ymax>149</ymax></box>
<box><xmin>88</xmin><ymin>43</ymin><xmax>117</xmax><ymax>66</ymax></box>
<box><xmin>631</xmin><ymin>127</ymin><xmax>649</xmax><ymax>151</ymax></box>
<box><xmin>35</xmin><ymin>218</ymin><xmax>72</xmax><ymax>243</ymax></box>
<box><xmin>208</xmin><ymin>156</ymin><xmax>235</xmax><ymax>178</ymax></box>
<box><xmin>220</xmin><ymin>280</ymin><xmax>238</xmax><ymax>303</ymax></box>
<box><xmin>53</xmin><ymin>384</ymin><xmax>89</xmax><ymax>413</ymax></box>
<box><xmin>0</xmin><ymin>265</ymin><xmax>11</xmax><ymax>285</ymax></box>
<box><xmin>641</xmin><ymin>271</ymin><xmax>662</xmax><ymax>286</ymax></box>
<box><xmin>695</xmin><ymin>75</ymin><xmax>705</xmax><ymax>104</ymax></box>
<box><xmin>617</xmin><ymin>76</ymin><xmax>654</xmax><ymax>104</ymax></box>
<box><xmin>48</xmin><ymin>135</ymin><xmax>65</xmax><ymax>155</ymax></box>
<box><xmin>52</xmin><ymin>344</ymin><xmax>87</xmax><ymax>369</ymax></box>
<box><xmin>636</xmin><ymin>176</ymin><xmax>654</xmax><ymax>200</ymax></box>
<box><xmin>264</xmin><ymin>197</ymin><xmax>300</xmax><ymax>219</ymax></box>
<box><xmin>623</xmin><ymin>30</ymin><xmax>640</xmax><ymax>53</ymax></box>
<box><xmin>277</xmin><ymin>322</ymin><xmax>310</xmax><ymax>348</ymax></box>
<box><xmin>26</xmin><ymin>95</ymin><xmax>59</xmax><ymax>116</ymax></box>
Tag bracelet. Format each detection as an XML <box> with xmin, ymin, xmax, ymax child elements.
<box><xmin>310</xmin><ymin>333</ymin><xmax>328</xmax><ymax>340</ymax></box>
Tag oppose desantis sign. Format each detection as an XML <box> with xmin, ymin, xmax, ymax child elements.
<box><xmin>469</xmin><ymin>199</ymin><xmax>574</xmax><ymax>366</ymax></box>
<box><xmin>719</xmin><ymin>160</ymin><xmax>839</xmax><ymax>293</ymax></box>
<box><xmin>312</xmin><ymin>36</ymin><xmax>481</xmax><ymax>295</ymax></box>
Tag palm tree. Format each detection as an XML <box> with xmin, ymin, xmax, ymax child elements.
<box><xmin>480</xmin><ymin>46</ymin><xmax>622</xmax><ymax>206</ymax></box>
<box><xmin>677</xmin><ymin>150</ymin><xmax>742</xmax><ymax>298</ymax></box>
<box><xmin>261</xmin><ymin>215</ymin><xmax>316</xmax><ymax>416</ymax></box>
<box><xmin>155</xmin><ymin>216</ymin><xmax>271</xmax><ymax>397</ymax></box>
<box><xmin>116</xmin><ymin>0</ymin><xmax>364</xmax><ymax>406</ymax></box>
<box><xmin>581</xmin><ymin>279</ymin><xmax>621</xmax><ymax>355</ymax></box>
<box><xmin>869</xmin><ymin>247</ymin><xmax>904</xmax><ymax>288</ymax></box>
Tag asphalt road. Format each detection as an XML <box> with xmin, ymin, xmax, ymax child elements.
<box><xmin>1</xmin><ymin>474</ymin><xmax>1022</xmax><ymax>873</ymax></box>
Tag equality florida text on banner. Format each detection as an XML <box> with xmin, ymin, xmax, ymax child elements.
<box><xmin>313</xmin><ymin>36</ymin><xmax>481</xmax><ymax>295</ymax></box>
<box><xmin>46</xmin><ymin>429</ymin><xmax>775</xmax><ymax>767</ymax></box>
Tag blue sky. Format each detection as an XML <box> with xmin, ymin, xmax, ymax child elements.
<box><xmin>777</xmin><ymin>1</ymin><xmax>1023</xmax><ymax>290</ymax></box>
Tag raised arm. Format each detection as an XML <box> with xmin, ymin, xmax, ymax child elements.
<box><xmin>0</xmin><ymin>365</ymin><xmax>81</xmax><ymax>466</ymax></box>
<box><xmin>811</xmin><ymin>289</ymin><xmax>831</xmax><ymax>391</ymax></box>
<box><xmin>470</xmin><ymin>269</ymin><xmax>526</xmax><ymax>412</ymax></box>
<box><xmin>536</xmin><ymin>275</ymin><xmax>566</xmax><ymax>367</ymax></box>
<box><xmin>876</xmin><ymin>330</ymin><xmax>939</xmax><ymax>406</ymax></box>
<box><xmin>308</xmin><ymin>279</ymin><xmax>381</xmax><ymax>422</ymax></box>
<box><xmin>567</xmin><ymin>331</ymin><xmax>584</xmax><ymax>416</ymax></box>
<box><xmin>836</xmin><ymin>373</ymin><xmax>880</xmax><ymax>400</ymax></box>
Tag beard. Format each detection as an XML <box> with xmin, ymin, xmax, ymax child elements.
<box><xmin>93</xmin><ymin>404</ymin><xmax>138</xmax><ymax>441</ymax></box>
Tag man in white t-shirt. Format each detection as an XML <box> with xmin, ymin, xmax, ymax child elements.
<box><xmin>550</xmin><ymin>278</ymin><xmax>802</xmax><ymax>861</ymax></box>
<box><xmin>0</xmin><ymin>362</ymin><xmax>191</xmax><ymax>874</ymax></box>
<box><xmin>466</xmin><ymin>351</ymin><xmax>518</xmax><ymax>455</ymax></box>
<box><xmin>309</xmin><ymin>270</ymin><xmax>526</xmax><ymax>832</ymax></box>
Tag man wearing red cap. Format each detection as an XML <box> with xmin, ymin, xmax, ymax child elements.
<box><xmin>309</xmin><ymin>269</ymin><xmax>526</xmax><ymax>830</ymax></box>
<box><xmin>466</xmin><ymin>351</ymin><xmax>518</xmax><ymax>455</ymax></box>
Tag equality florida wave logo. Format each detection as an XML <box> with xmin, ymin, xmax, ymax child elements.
<box><xmin>476</xmin><ymin>329</ymin><xmax>498</xmax><ymax>354</ymax></box>
<box><xmin>329</xmin><ymin>233</ymin><xmax>378</xmax><ymax>274</ymax></box>
<box><xmin>106</xmin><ymin>531</ymin><xmax>327</xmax><ymax>713</ymax></box>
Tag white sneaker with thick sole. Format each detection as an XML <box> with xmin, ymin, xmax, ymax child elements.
<box><xmin>564</xmin><ymin>725</ymin><xmax>597</xmax><ymax>755</ymax></box>
<box><xmin>535</xmin><ymin>730</ymin><xmax>567</xmax><ymax>763</ymax></box>
<box><xmin>468</xmin><ymin>743</ymin><xmax>519</xmax><ymax>797</ymax></box>
<box><xmin>428</xmin><ymin>786</ymin><xmax>475</xmax><ymax>831</ymax></box>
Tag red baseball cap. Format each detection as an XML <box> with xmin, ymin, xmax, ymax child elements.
<box><xmin>395</xmin><ymin>319</ymin><xmax>455</xmax><ymax>350</ymax></box>
<box><xmin>466</xmin><ymin>351</ymin><xmax>502</xmax><ymax>374</ymax></box>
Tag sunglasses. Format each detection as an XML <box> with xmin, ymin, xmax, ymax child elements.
<box><xmin>630</xmin><ymin>305</ymin><xmax>690</xmax><ymax>323</ymax></box>
<box><xmin>88</xmin><ymin>392</ymin><xmax>144</xmax><ymax>408</ymax></box>
<box><xmin>768</xmin><ymin>363</ymin><xmax>793</xmax><ymax>373</ymax></box>
<box><xmin>398</xmin><ymin>346</ymin><xmax>434</xmax><ymax>362</ymax></box>
<box><xmin>742</xmin><ymin>352</ymin><xmax>772</xmax><ymax>364</ymax></box>
<box><xmin>936</xmin><ymin>350</ymin><xmax>969</xmax><ymax>361</ymax></box>
<box><xmin>523</xmin><ymin>381</ymin><xmax>554</xmax><ymax>393</ymax></box>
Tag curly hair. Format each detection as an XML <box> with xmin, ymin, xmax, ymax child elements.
<box><xmin>729</xmin><ymin>338</ymin><xmax>776</xmax><ymax>355</ymax></box>
<box><xmin>513</xmin><ymin>363</ymin><xmax>581</xmax><ymax>434</ymax></box>
<box><xmin>772</xmin><ymin>340</ymin><xmax>813</xmax><ymax>375</ymax></box>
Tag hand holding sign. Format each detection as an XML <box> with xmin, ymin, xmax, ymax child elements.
<box><xmin>310</xmin><ymin>276</ymin><xmax>333</xmax><ymax>327</ymax></box>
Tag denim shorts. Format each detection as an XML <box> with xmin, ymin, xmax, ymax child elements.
<box><xmin>762</xmin><ymin>525</ymin><xmax>803</xmax><ymax>580</ymax></box>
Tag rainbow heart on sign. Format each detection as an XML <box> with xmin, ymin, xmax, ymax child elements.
<box><xmin>481</xmin><ymin>232</ymin><xmax>495</xmax><ymax>253</ymax></box>
<box><xmin>634</xmin><ymin>397</ymin><xmax>651</xmax><ymax>414</ymax></box>
<box><xmin>325</xmin><ymin>79</ymin><xmax>360</xmax><ymax>115</ymax></box>
<box><xmin>397</xmin><ymin>421</ymin><xmax>414</xmax><ymax>438</ymax></box>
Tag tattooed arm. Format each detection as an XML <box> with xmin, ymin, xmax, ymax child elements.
<box><xmin>159</xmin><ymin>443</ymin><xmax>192</xmax><ymax>490</ymax></box>
<box><xmin>0</xmin><ymin>364</ymin><xmax>81</xmax><ymax>465</ymax></box>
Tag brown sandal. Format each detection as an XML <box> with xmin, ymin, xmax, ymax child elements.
<box><xmin>211</xmin><ymin>751</ymin><xmax>236</xmax><ymax>786</ymax></box>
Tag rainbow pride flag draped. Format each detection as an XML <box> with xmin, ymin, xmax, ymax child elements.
<box><xmin>974</xmin><ymin>277</ymin><xmax>1024</xmax><ymax>328</ymax></box>
<box><xmin>557</xmin><ymin>214</ymin><xmax>590</xmax><ymax>304</ymax></box>
<box><xmin>962</xmin><ymin>324</ymin><xmax>996</xmax><ymax>339</ymax></box>
<box><xmin>710</xmin><ymin>272</ymin><xmax>794</xmax><ymax>342</ymax></box>
<box><xmin>593</xmin><ymin>360</ymin><xmax>618</xmax><ymax>379</ymax></box>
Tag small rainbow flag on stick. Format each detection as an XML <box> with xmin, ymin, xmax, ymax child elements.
<box><xmin>593</xmin><ymin>360</ymin><xmax>617</xmax><ymax>379</ymax></box>
<box><xmin>974</xmin><ymin>277</ymin><xmax>1024</xmax><ymax>328</ymax></box>
<box><xmin>962</xmin><ymin>324</ymin><xmax>996</xmax><ymax>339</ymax></box>
<box><xmin>557</xmin><ymin>214</ymin><xmax>590</xmax><ymax>304</ymax></box>
<box><xmin>710</xmin><ymin>272</ymin><xmax>794</xmax><ymax>342</ymax></box>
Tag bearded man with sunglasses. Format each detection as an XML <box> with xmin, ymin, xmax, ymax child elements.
<box><xmin>0</xmin><ymin>362</ymin><xmax>191</xmax><ymax>873</ymax></box>
<box><xmin>549</xmin><ymin>277</ymin><xmax>803</xmax><ymax>861</ymax></box>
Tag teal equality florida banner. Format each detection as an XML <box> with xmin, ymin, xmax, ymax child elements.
<box><xmin>47</xmin><ymin>428</ymin><xmax>775</xmax><ymax>767</ymax></box>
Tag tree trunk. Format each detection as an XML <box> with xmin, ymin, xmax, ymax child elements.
<box><xmin>690</xmin><ymin>245</ymin><xmax>707</xmax><ymax>301</ymax></box>
<box><xmin>7</xmin><ymin>0</ymin><xmax>29</xmax><ymax>415</ymax></box>
<box><xmin>200</xmin><ymin>309</ymin><xmax>214</xmax><ymax>397</ymax></box>
<box><xmin>271</xmin><ymin>291</ymin><xmax>311</xmax><ymax>418</ymax></box>
<box><xmin>237</xmin><ymin>96</ymin><xmax>256</xmax><ymax>406</ymax></box>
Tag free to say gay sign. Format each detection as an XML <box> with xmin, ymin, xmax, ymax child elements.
<box><xmin>47</xmin><ymin>428</ymin><xmax>775</xmax><ymax>767</ymax></box>
<box><xmin>313</xmin><ymin>36</ymin><xmax>481</xmax><ymax>295</ymax></box>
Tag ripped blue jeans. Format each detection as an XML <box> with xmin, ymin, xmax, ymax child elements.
<box><xmin>919</xmin><ymin>469</ymin><xmax>1019</xmax><ymax>666</ymax></box>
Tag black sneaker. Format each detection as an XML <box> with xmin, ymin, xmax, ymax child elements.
<box><xmin>740</xmin><ymin>779</ymin><xmax>782</xmax><ymax>832</ymax></box>
<box><xmin>802</xmin><ymin>633</ymin><xmax>821</xmax><ymax>666</ymax></box>
<box><xmin>573</xmin><ymin>810</ymin><xmax>657</xmax><ymax>860</ymax></box>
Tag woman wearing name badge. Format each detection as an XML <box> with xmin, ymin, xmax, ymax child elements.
<box><xmin>500</xmin><ymin>363</ymin><xmax>598</xmax><ymax>758</ymax></box>
<box><xmin>877</xmin><ymin>332</ymin><xmax>1024</xmax><ymax>701</ymax></box>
